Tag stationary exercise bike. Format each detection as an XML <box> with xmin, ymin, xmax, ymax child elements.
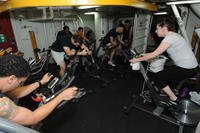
<box><xmin>82</xmin><ymin>40</ymin><xmax>100</xmax><ymax>72</ymax></box>
<box><xmin>32</xmin><ymin>74</ymin><xmax>86</xmax><ymax>108</ymax></box>
<box><xmin>123</xmin><ymin>49</ymin><xmax>200</xmax><ymax>133</ymax></box>
<box><xmin>31</xmin><ymin>54</ymin><xmax>87</xmax><ymax>108</ymax></box>
<box><xmin>22</xmin><ymin>50</ymin><xmax>85</xmax><ymax>109</ymax></box>
<box><xmin>27</xmin><ymin>48</ymin><xmax>51</xmax><ymax>82</ymax></box>
<box><xmin>94</xmin><ymin>38</ymin><xmax>114</xmax><ymax>68</ymax></box>
<box><xmin>80</xmin><ymin>41</ymin><xmax>111</xmax><ymax>87</ymax></box>
<box><xmin>18</xmin><ymin>49</ymin><xmax>52</xmax><ymax>109</ymax></box>
<box><xmin>38</xmin><ymin>54</ymin><xmax>87</xmax><ymax>107</ymax></box>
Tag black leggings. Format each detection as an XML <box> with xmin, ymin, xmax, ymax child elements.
<box><xmin>149</xmin><ymin>65</ymin><xmax>199</xmax><ymax>90</ymax></box>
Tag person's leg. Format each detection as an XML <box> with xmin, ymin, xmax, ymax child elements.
<box><xmin>109</xmin><ymin>48</ymin><xmax>116</xmax><ymax>62</ymax></box>
<box><xmin>162</xmin><ymin>85</ymin><xmax>177</xmax><ymax>101</ymax></box>
<box><xmin>59</xmin><ymin>60</ymin><xmax>66</xmax><ymax>77</ymax></box>
<box><xmin>150</xmin><ymin>73</ymin><xmax>177</xmax><ymax>101</ymax></box>
<box><xmin>150</xmin><ymin>65</ymin><xmax>199</xmax><ymax>102</ymax></box>
<box><xmin>51</xmin><ymin>50</ymin><xmax>65</xmax><ymax>77</ymax></box>
<box><xmin>149</xmin><ymin>66</ymin><xmax>181</xmax><ymax>102</ymax></box>
<box><xmin>107</xmin><ymin>48</ymin><xmax>117</xmax><ymax>67</ymax></box>
<box><xmin>107</xmin><ymin>41</ymin><xmax>118</xmax><ymax>66</ymax></box>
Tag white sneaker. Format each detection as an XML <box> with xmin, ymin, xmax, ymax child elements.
<box><xmin>108</xmin><ymin>61</ymin><xmax>116</xmax><ymax>67</ymax></box>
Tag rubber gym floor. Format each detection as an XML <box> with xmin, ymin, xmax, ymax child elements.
<box><xmin>26</xmin><ymin>60</ymin><xmax>197</xmax><ymax>133</ymax></box>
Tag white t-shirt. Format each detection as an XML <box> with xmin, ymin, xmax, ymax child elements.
<box><xmin>162</xmin><ymin>32</ymin><xmax>198</xmax><ymax>69</ymax></box>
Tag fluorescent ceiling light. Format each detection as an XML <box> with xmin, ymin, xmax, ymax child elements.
<box><xmin>52</xmin><ymin>6</ymin><xmax>73</xmax><ymax>10</ymax></box>
<box><xmin>167</xmin><ymin>0</ymin><xmax>200</xmax><ymax>5</ymax></box>
<box><xmin>84</xmin><ymin>12</ymin><xmax>96</xmax><ymax>15</ymax></box>
<box><xmin>78</xmin><ymin>6</ymin><xmax>99</xmax><ymax>9</ymax></box>
<box><xmin>153</xmin><ymin>12</ymin><xmax>168</xmax><ymax>15</ymax></box>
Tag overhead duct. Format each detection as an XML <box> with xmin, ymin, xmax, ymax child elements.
<box><xmin>28</xmin><ymin>7</ymin><xmax>54</xmax><ymax>21</ymax></box>
<box><xmin>27</xmin><ymin>7</ymin><xmax>81</xmax><ymax>21</ymax></box>
<box><xmin>190</xmin><ymin>4</ymin><xmax>200</xmax><ymax>19</ymax></box>
<box><xmin>171</xmin><ymin>4</ymin><xmax>189</xmax><ymax>43</ymax></box>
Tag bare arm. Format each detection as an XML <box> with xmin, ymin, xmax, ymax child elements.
<box><xmin>130</xmin><ymin>42</ymin><xmax>170</xmax><ymax>63</ymax></box>
<box><xmin>7</xmin><ymin>82</ymin><xmax>40</xmax><ymax>99</ymax></box>
<box><xmin>109</xmin><ymin>36</ymin><xmax>115</xmax><ymax>45</ymax></box>
<box><xmin>80</xmin><ymin>32</ymin><xmax>90</xmax><ymax>42</ymax></box>
<box><xmin>7</xmin><ymin>73</ymin><xmax>53</xmax><ymax>98</ymax></box>
<box><xmin>81</xmin><ymin>44</ymin><xmax>92</xmax><ymax>55</ymax></box>
<box><xmin>117</xmin><ymin>34</ymin><xmax>124</xmax><ymax>44</ymax></box>
<box><xmin>81</xmin><ymin>44</ymin><xmax>90</xmax><ymax>51</ymax></box>
<box><xmin>5</xmin><ymin>47</ymin><xmax>13</xmax><ymax>53</ymax></box>
<box><xmin>71</xmin><ymin>37</ymin><xmax>78</xmax><ymax>46</ymax></box>
<box><xmin>83</xmin><ymin>36</ymin><xmax>90</xmax><ymax>42</ymax></box>
<box><xmin>77</xmin><ymin>49</ymin><xmax>88</xmax><ymax>56</ymax></box>
<box><xmin>0</xmin><ymin>87</ymin><xmax>77</xmax><ymax>125</ymax></box>
<box><xmin>0</xmin><ymin>49</ymin><xmax>5</xmax><ymax>56</ymax></box>
<box><xmin>63</xmin><ymin>46</ymin><xmax>75</xmax><ymax>56</ymax></box>
<box><xmin>0</xmin><ymin>97</ymin><xmax>18</xmax><ymax>120</ymax></box>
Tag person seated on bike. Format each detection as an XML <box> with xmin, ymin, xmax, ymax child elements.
<box><xmin>83</xmin><ymin>27</ymin><xmax>96</xmax><ymax>51</ymax></box>
<box><xmin>129</xmin><ymin>17</ymin><xmax>199</xmax><ymax>106</ymax></box>
<box><xmin>85</xmin><ymin>27</ymin><xmax>96</xmax><ymax>43</ymax></box>
<box><xmin>123</xmin><ymin>20</ymin><xmax>133</xmax><ymax>48</ymax></box>
<box><xmin>0</xmin><ymin>46</ymin><xmax>24</xmax><ymax>57</ymax></box>
<box><xmin>74</xmin><ymin>27</ymin><xmax>91</xmax><ymax>44</ymax></box>
<box><xmin>63</xmin><ymin>34</ymin><xmax>92</xmax><ymax>67</ymax></box>
<box><xmin>50</xmin><ymin>26</ymin><xmax>73</xmax><ymax>77</ymax></box>
<box><xmin>0</xmin><ymin>47</ymin><xmax>12</xmax><ymax>57</ymax></box>
<box><xmin>102</xmin><ymin>23</ymin><xmax>124</xmax><ymax>67</ymax></box>
<box><xmin>0</xmin><ymin>55</ymin><xmax>77</xmax><ymax>125</ymax></box>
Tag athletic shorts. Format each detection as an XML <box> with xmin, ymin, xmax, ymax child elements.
<box><xmin>51</xmin><ymin>50</ymin><xmax>65</xmax><ymax>65</ymax></box>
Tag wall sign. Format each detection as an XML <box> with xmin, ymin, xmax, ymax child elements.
<box><xmin>0</xmin><ymin>34</ymin><xmax>6</xmax><ymax>43</ymax></box>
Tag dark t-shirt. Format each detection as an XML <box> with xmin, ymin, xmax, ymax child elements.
<box><xmin>123</xmin><ymin>26</ymin><xmax>132</xmax><ymax>41</ymax></box>
<box><xmin>102</xmin><ymin>28</ymin><xmax>118</xmax><ymax>45</ymax></box>
<box><xmin>50</xmin><ymin>30</ymin><xmax>73</xmax><ymax>52</ymax></box>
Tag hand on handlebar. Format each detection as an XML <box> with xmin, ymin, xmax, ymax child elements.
<box><xmin>129</xmin><ymin>53</ymin><xmax>144</xmax><ymax>63</ymax></box>
<box><xmin>129</xmin><ymin>58</ymin><xmax>137</xmax><ymax>63</ymax></box>
<box><xmin>40</xmin><ymin>73</ymin><xmax>53</xmax><ymax>85</ymax></box>
<box><xmin>80</xmin><ymin>49</ymin><xmax>88</xmax><ymax>56</ymax></box>
<box><xmin>5</xmin><ymin>47</ymin><xmax>13</xmax><ymax>53</ymax></box>
<box><xmin>86</xmin><ymin>49</ymin><xmax>92</xmax><ymax>55</ymax></box>
<box><xmin>59</xmin><ymin>86</ymin><xmax>78</xmax><ymax>101</ymax></box>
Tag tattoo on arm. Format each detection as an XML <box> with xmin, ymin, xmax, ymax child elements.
<box><xmin>0</xmin><ymin>97</ymin><xmax>18</xmax><ymax>119</ymax></box>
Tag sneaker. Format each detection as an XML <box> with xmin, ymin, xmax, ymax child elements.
<box><xmin>167</xmin><ymin>98</ymin><xmax>180</xmax><ymax>107</ymax></box>
<box><xmin>108</xmin><ymin>61</ymin><xmax>116</xmax><ymax>67</ymax></box>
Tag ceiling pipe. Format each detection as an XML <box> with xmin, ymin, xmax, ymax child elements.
<box><xmin>49</xmin><ymin>7</ymin><xmax>54</xmax><ymax>19</ymax></box>
<box><xmin>28</xmin><ymin>7</ymin><xmax>80</xmax><ymax>21</ymax></box>
<box><xmin>167</xmin><ymin>0</ymin><xmax>200</xmax><ymax>5</ymax></box>
<box><xmin>171</xmin><ymin>4</ymin><xmax>190</xmax><ymax>43</ymax></box>
<box><xmin>42</xmin><ymin>7</ymin><xmax>47</xmax><ymax>20</ymax></box>
<box><xmin>28</xmin><ymin>7</ymin><xmax>47</xmax><ymax>21</ymax></box>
